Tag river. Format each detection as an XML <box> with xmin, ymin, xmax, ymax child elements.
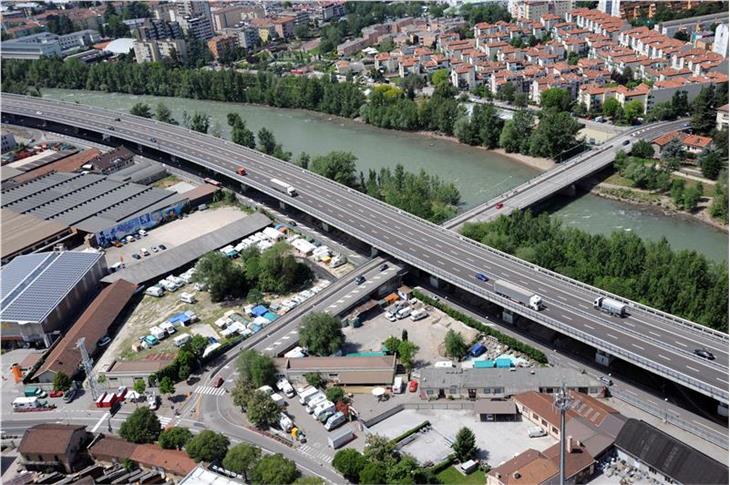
<box><xmin>41</xmin><ymin>89</ymin><xmax>728</xmax><ymax>263</ymax></box>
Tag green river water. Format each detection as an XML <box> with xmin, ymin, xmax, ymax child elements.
<box><xmin>41</xmin><ymin>89</ymin><xmax>728</xmax><ymax>263</ymax></box>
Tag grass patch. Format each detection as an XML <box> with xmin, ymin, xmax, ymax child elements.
<box><xmin>436</xmin><ymin>466</ymin><xmax>486</xmax><ymax>485</ymax></box>
<box><xmin>599</xmin><ymin>187</ymin><xmax>660</xmax><ymax>204</ymax></box>
<box><xmin>603</xmin><ymin>172</ymin><xmax>634</xmax><ymax>187</ymax></box>
<box><xmin>152</xmin><ymin>174</ymin><xmax>181</xmax><ymax>189</ymax></box>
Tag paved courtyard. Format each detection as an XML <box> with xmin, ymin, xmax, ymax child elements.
<box><xmin>365</xmin><ymin>408</ymin><xmax>556</xmax><ymax>467</ymax></box>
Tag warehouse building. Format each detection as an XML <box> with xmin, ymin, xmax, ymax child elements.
<box><xmin>0</xmin><ymin>251</ymin><xmax>107</xmax><ymax>348</ymax></box>
<box><xmin>1</xmin><ymin>209</ymin><xmax>76</xmax><ymax>264</ymax></box>
<box><xmin>274</xmin><ymin>355</ymin><xmax>397</xmax><ymax>385</ymax></box>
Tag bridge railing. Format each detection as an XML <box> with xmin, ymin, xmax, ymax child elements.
<box><xmin>6</xmin><ymin>102</ymin><xmax>726</xmax><ymax>400</ymax></box>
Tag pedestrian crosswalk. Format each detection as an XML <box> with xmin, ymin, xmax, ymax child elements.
<box><xmin>158</xmin><ymin>415</ymin><xmax>174</xmax><ymax>427</ymax></box>
<box><xmin>298</xmin><ymin>443</ymin><xmax>333</xmax><ymax>463</ymax></box>
<box><xmin>193</xmin><ymin>385</ymin><xmax>227</xmax><ymax>397</ymax></box>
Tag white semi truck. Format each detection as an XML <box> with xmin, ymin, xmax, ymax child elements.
<box><xmin>270</xmin><ymin>178</ymin><xmax>297</xmax><ymax>196</ymax></box>
<box><xmin>494</xmin><ymin>280</ymin><xmax>543</xmax><ymax>311</ymax></box>
<box><xmin>593</xmin><ymin>296</ymin><xmax>628</xmax><ymax>317</ymax></box>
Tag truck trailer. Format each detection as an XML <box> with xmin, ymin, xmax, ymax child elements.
<box><xmin>593</xmin><ymin>296</ymin><xmax>628</xmax><ymax>317</ymax></box>
<box><xmin>270</xmin><ymin>178</ymin><xmax>297</xmax><ymax>196</ymax></box>
<box><xmin>494</xmin><ymin>280</ymin><xmax>543</xmax><ymax>311</ymax></box>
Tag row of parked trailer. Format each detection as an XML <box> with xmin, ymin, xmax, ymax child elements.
<box><xmin>295</xmin><ymin>384</ymin><xmax>348</xmax><ymax>432</ymax></box>
<box><xmin>145</xmin><ymin>268</ymin><xmax>203</xmax><ymax>298</ymax></box>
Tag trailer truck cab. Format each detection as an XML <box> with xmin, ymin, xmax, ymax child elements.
<box><xmin>270</xmin><ymin>178</ymin><xmax>297</xmax><ymax>196</ymax></box>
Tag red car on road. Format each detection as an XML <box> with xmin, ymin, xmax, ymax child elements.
<box><xmin>495</xmin><ymin>202</ymin><xmax>504</xmax><ymax>209</ymax></box>
<box><xmin>213</xmin><ymin>377</ymin><xmax>225</xmax><ymax>388</ymax></box>
<box><xmin>408</xmin><ymin>380</ymin><xmax>418</xmax><ymax>392</ymax></box>
<box><xmin>49</xmin><ymin>390</ymin><xmax>64</xmax><ymax>398</ymax></box>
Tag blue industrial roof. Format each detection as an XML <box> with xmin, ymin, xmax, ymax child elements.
<box><xmin>251</xmin><ymin>305</ymin><xmax>268</xmax><ymax>317</ymax></box>
<box><xmin>0</xmin><ymin>251</ymin><xmax>103</xmax><ymax>323</ymax></box>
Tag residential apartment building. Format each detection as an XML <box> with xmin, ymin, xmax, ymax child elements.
<box><xmin>0</xmin><ymin>29</ymin><xmax>99</xmax><ymax>59</ymax></box>
<box><xmin>211</xmin><ymin>5</ymin><xmax>245</xmax><ymax>31</ymax></box>
<box><xmin>133</xmin><ymin>18</ymin><xmax>183</xmax><ymax>41</ymax></box>
<box><xmin>207</xmin><ymin>35</ymin><xmax>237</xmax><ymax>59</ymax></box>
<box><xmin>271</xmin><ymin>16</ymin><xmax>296</xmax><ymax>39</ymax></box>
<box><xmin>181</xmin><ymin>15</ymin><xmax>214</xmax><ymax>40</ymax></box>
<box><xmin>222</xmin><ymin>25</ymin><xmax>260</xmax><ymax>50</ymax></box>
<box><xmin>714</xmin><ymin>23</ymin><xmax>729</xmax><ymax>58</ymax></box>
<box><xmin>134</xmin><ymin>39</ymin><xmax>186</xmax><ymax>63</ymax></box>
<box><xmin>509</xmin><ymin>0</ymin><xmax>574</xmax><ymax>21</ymax></box>
<box><xmin>717</xmin><ymin>104</ymin><xmax>729</xmax><ymax>132</ymax></box>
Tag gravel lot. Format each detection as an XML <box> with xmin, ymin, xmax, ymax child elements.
<box><xmin>342</xmin><ymin>302</ymin><xmax>480</xmax><ymax>367</ymax></box>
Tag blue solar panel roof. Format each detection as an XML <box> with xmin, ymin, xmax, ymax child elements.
<box><xmin>1</xmin><ymin>251</ymin><xmax>103</xmax><ymax>323</ymax></box>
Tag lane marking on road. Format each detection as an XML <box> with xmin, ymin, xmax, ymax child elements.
<box><xmin>631</xmin><ymin>343</ymin><xmax>644</xmax><ymax>351</ymax></box>
<box><xmin>91</xmin><ymin>412</ymin><xmax>109</xmax><ymax>433</ymax></box>
<box><xmin>583</xmin><ymin>323</ymin><xmax>595</xmax><ymax>330</ymax></box>
<box><xmin>563</xmin><ymin>315</ymin><xmax>573</xmax><ymax>321</ymax></box>
<box><xmin>685</xmin><ymin>365</ymin><xmax>700</xmax><ymax>373</ymax></box>
<box><xmin>556</xmin><ymin>295</ymin><xmax>567</xmax><ymax>301</ymax></box>
<box><xmin>658</xmin><ymin>354</ymin><xmax>671</xmax><ymax>361</ymax></box>
<box><xmin>282</xmin><ymin>336</ymin><xmax>290</xmax><ymax>340</ymax></box>
<box><xmin>648</xmin><ymin>330</ymin><xmax>661</xmax><ymax>337</ymax></box>
<box><xmin>623</xmin><ymin>321</ymin><xmax>635</xmax><ymax>328</ymax></box>
<box><xmin>606</xmin><ymin>333</ymin><xmax>618</xmax><ymax>340</ymax></box>
<box><xmin>674</xmin><ymin>341</ymin><xmax>688</xmax><ymax>348</ymax></box>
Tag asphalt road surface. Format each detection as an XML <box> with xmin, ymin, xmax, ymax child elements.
<box><xmin>3</xmin><ymin>95</ymin><xmax>726</xmax><ymax>403</ymax></box>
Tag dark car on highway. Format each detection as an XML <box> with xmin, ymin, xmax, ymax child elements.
<box><xmin>694</xmin><ymin>348</ymin><xmax>715</xmax><ymax>360</ymax></box>
<box><xmin>475</xmin><ymin>272</ymin><xmax>489</xmax><ymax>282</ymax></box>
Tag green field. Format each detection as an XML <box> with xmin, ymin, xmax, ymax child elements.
<box><xmin>436</xmin><ymin>466</ymin><xmax>486</xmax><ymax>484</ymax></box>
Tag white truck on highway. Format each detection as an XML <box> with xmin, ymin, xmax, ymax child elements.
<box><xmin>494</xmin><ymin>280</ymin><xmax>543</xmax><ymax>311</ymax></box>
<box><xmin>271</xmin><ymin>178</ymin><xmax>297</xmax><ymax>196</ymax></box>
<box><xmin>593</xmin><ymin>296</ymin><xmax>628</xmax><ymax>317</ymax></box>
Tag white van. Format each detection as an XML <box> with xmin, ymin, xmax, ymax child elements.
<box><xmin>174</xmin><ymin>334</ymin><xmax>192</xmax><ymax>347</ymax></box>
<box><xmin>393</xmin><ymin>376</ymin><xmax>404</xmax><ymax>394</ymax></box>
<box><xmin>434</xmin><ymin>361</ymin><xmax>455</xmax><ymax>368</ymax></box>
<box><xmin>150</xmin><ymin>326</ymin><xmax>166</xmax><ymax>340</ymax></box>
<box><xmin>324</xmin><ymin>411</ymin><xmax>346</xmax><ymax>431</ymax></box>
<box><xmin>305</xmin><ymin>393</ymin><xmax>327</xmax><ymax>413</ymax></box>
<box><xmin>313</xmin><ymin>400</ymin><xmax>335</xmax><ymax>420</ymax></box>
<box><xmin>160</xmin><ymin>321</ymin><xmax>176</xmax><ymax>335</ymax></box>
<box><xmin>179</xmin><ymin>292</ymin><xmax>196</xmax><ymax>304</ymax></box>
<box><xmin>528</xmin><ymin>426</ymin><xmax>547</xmax><ymax>438</ymax></box>
<box><xmin>110</xmin><ymin>262</ymin><xmax>125</xmax><ymax>272</ymax></box>
<box><xmin>396</xmin><ymin>307</ymin><xmax>412</xmax><ymax>319</ymax></box>
<box><xmin>276</xmin><ymin>378</ymin><xmax>296</xmax><ymax>398</ymax></box>
<box><xmin>145</xmin><ymin>286</ymin><xmax>164</xmax><ymax>297</ymax></box>
<box><xmin>298</xmin><ymin>386</ymin><xmax>318</xmax><ymax>405</ymax></box>
<box><xmin>279</xmin><ymin>413</ymin><xmax>294</xmax><ymax>432</ymax></box>
<box><xmin>410</xmin><ymin>308</ymin><xmax>427</xmax><ymax>321</ymax></box>
<box><xmin>12</xmin><ymin>396</ymin><xmax>43</xmax><ymax>410</ymax></box>
<box><xmin>257</xmin><ymin>385</ymin><xmax>274</xmax><ymax>396</ymax></box>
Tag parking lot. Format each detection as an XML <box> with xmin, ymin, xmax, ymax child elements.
<box><xmin>342</xmin><ymin>301</ymin><xmax>480</xmax><ymax>367</ymax></box>
<box><xmin>365</xmin><ymin>408</ymin><xmax>556</xmax><ymax>467</ymax></box>
<box><xmin>100</xmin><ymin>206</ymin><xmax>249</xmax><ymax>268</ymax></box>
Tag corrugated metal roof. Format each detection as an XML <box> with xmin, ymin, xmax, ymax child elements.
<box><xmin>0</xmin><ymin>251</ymin><xmax>103</xmax><ymax>323</ymax></box>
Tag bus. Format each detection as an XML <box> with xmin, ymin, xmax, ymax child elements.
<box><xmin>203</xmin><ymin>178</ymin><xmax>221</xmax><ymax>187</ymax></box>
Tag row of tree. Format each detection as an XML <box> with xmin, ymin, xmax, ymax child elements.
<box><xmin>193</xmin><ymin>243</ymin><xmax>313</xmax><ymax>303</ymax></box>
<box><xmin>118</xmin><ymin>407</ymin><xmax>304</xmax><ymax>483</ymax></box>
<box><xmin>461</xmin><ymin>211</ymin><xmax>728</xmax><ymax>331</ymax></box>
<box><xmin>646</xmin><ymin>84</ymin><xmax>728</xmax><ymax>136</ymax></box>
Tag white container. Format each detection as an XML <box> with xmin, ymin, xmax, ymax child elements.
<box><xmin>174</xmin><ymin>334</ymin><xmax>192</xmax><ymax>347</ymax></box>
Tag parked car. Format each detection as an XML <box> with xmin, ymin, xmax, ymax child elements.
<box><xmin>599</xmin><ymin>376</ymin><xmax>613</xmax><ymax>386</ymax></box>
<box><xmin>97</xmin><ymin>335</ymin><xmax>112</xmax><ymax>347</ymax></box>
<box><xmin>49</xmin><ymin>390</ymin><xmax>64</xmax><ymax>398</ymax></box>
<box><xmin>132</xmin><ymin>254</ymin><xmax>141</xmax><ymax>260</ymax></box>
<box><xmin>63</xmin><ymin>388</ymin><xmax>78</xmax><ymax>403</ymax></box>
<box><xmin>379</xmin><ymin>263</ymin><xmax>388</xmax><ymax>271</ymax></box>
<box><xmin>354</xmin><ymin>275</ymin><xmax>366</xmax><ymax>285</ymax></box>
<box><xmin>408</xmin><ymin>380</ymin><xmax>418</xmax><ymax>392</ymax></box>
<box><xmin>158</xmin><ymin>244</ymin><xmax>167</xmax><ymax>250</ymax></box>
<box><xmin>213</xmin><ymin>377</ymin><xmax>225</xmax><ymax>388</ymax></box>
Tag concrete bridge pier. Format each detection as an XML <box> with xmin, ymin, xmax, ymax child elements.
<box><xmin>321</xmin><ymin>222</ymin><xmax>330</xmax><ymax>232</ymax></box>
<box><xmin>502</xmin><ymin>309</ymin><xmax>517</xmax><ymax>324</ymax></box>
<box><xmin>278</xmin><ymin>200</ymin><xmax>287</xmax><ymax>211</ymax></box>
<box><xmin>371</xmin><ymin>246</ymin><xmax>379</xmax><ymax>257</ymax></box>
<box><xmin>429</xmin><ymin>275</ymin><xmax>440</xmax><ymax>288</ymax></box>
<box><xmin>595</xmin><ymin>350</ymin><xmax>614</xmax><ymax>367</ymax></box>
<box><xmin>559</xmin><ymin>184</ymin><xmax>577</xmax><ymax>197</ymax></box>
<box><xmin>717</xmin><ymin>402</ymin><xmax>728</xmax><ymax>417</ymax></box>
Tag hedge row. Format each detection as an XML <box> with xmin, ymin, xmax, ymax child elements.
<box><xmin>412</xmin><ymin>290</ymin><xmax>548</xmax><ymax>364</ymax></box>
<box><xmin>428</xmin><ymin>454</ymin><xmax>456</xmax><ymax>475</ymax></box>
<box><xmin>390</xmin><ymin>420</ymin><xmax>431</xmax><ymax>445</ymax></box>
<box><xmin>154</xmin><ymin>334</ymin><xmax>244</xmax><ymax>385</ymax></box>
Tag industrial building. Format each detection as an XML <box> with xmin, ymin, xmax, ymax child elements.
<box><xmin>274</xmin><ymin>355</ymin><xmax>397</xmax><ymax>385</ymax></box>
<box><xmin>0</xmin><ymin>251</ymin><xmax>107</xmax><ymax>348</ymax></box>
<box><xmin>418</xmin><ymin>367</ymin><xmax>604</xmax><ymax>400</ymax></box>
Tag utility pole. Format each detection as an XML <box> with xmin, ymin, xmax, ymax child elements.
<box><xmin>77</xmin><ymin>338</ymin><xmax>100</xmax><ymax>400</ymax></box>
<box><xmin>554</xmin><ymin>384</ymin><xmax>573</xmax><ymax>485</ymax></box>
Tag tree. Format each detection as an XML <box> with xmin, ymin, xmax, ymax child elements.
<box><xmin>247</xmin><ymin>390</ymin><xmax>280</xmax><ymax>428</ymax></box>
<box><xmin>299</xmin><ymin>312</ymin><xmax>344</xmax><ymax>356</ymax></box>
<box><xmin>496</xmin><ymin>82</ymin><xmax>516</xmax><ymax>103</ymax></box>
<box><xmin>236</xmin><ymin>350</ymin><xmax>277</xmax><ymax>389</ymax></box>
<box><xmin>257</xmin><ymin>127</ymin><xmax>277</xmax><ymax>154</ymax></box>
<box><xmin>119</xmin><ymin>407</ymin><xmax>161</xmax><ymax>443</ymax></box>
<box><xmin>333</xmin><ymin>448</ymin><xmax>367</xmax><ymax>483</ymax></box>
<box><xmin>661</xmin><ymin>137</ymin><xmax>686</xmax><ymax>164</ymax></box>
<box><xmin>541</xmin><ymin>87</ymin><xmax>572</xmax><ymax>112</ymax></box>
<box><xmin>682</xmin><ymin>182</ymin><xmax>703</xmax><ymax>211</ymax></box>
<box><xmin>158</xmin><ymin>427</ymin><xmax>193</xmax><ymax>450</ymax></box>
<box><xmin>47</xmin><ymin>14</ymin><xmax>76</xmax><ymax>35</ymax></box>
<box><xmin>398</xmin><ymin>340</ymin><xmax>419</xmax><ymax>372</ymax></box>
<box><xmin>304</xmin><ymin>372</ymin><xmax>325</xmax><ymax>388</ymax></box>
<box><xmin>294</xmin><ymin>477</ymin><xmax>325</xmax><ymax>485</ymax></box>
<box><xmin>193</xmin><ymin>251</ymin><xmax>247</xmax><ymax>301</ymax></box>
<box><xmin>228</xmin><ymin>113</ymin><xmax>256</xmax><ymax>148</ymax></box>
<box><xmin>185</xmin><ymin>430</ymin><xmax>230</xmax><ymax>463</ymax></box>
<box><xmin>710</xmin><ymin>171</ymin><xmax>729</xmax><ymax>223</ymax></box>
<box><xmin>189</xmin><ymin>112</ymin><xmax>210</xmax><ymax>133</ymax></box>
<box><xmin>252</xmin><ymin>454</ymin><xmax>299</xmax><ymax>485</ymax></box>
<box><xmin>211</xmin><ymin>121</ymin><xmax>223</xmax><ymax>138</ymax></box>
<box><xmin>700</xmin><ymin>147</ymin><xmax>723</xmax><ymax>180</ymax></box>
<box><xmin>325</xmin><ymin>386</ymin><xmax>346</xmax><ymax>404</ymax></box>
<box><xmin>53</xmin><ymin>372</ymin><xmax>72</xmax><ymax>391</ymax></box>
<box><xmin>159</xmin><ymin>376</ymin><xmax>175</xmax><ymax>400</ymax></box>
<box><xmin>500</xmin><ymin>109</ymin><xmax>534</xmax><ymax>154</ymax></box>
<box><xmin>155</xmin><ymin>102</ymin><xmax>177</xmax><ymax>124</ymax></box>
<box><xmin>529</xmin><ymin>110</ymin><xmax>582</xmax><ymax>159</ymax></box>
<box><xmin>629</xmin><ymin>139</ymin><xmax>655</xmax><ymax>159</ymax></box>
<box><xmin>622</xmin><ymin>100</ymin><xmax>644</xmax><ymax>124</ymax></box>
<box><xmin>130</xmin><ymin>102</ymin><xmax>152</xmax><ymax>118</ymax></box>
<box><xmin>363</xmin><ymin>434</ymin><xmax>396</xmax><ymax>466</ymax></box>
<box><xmin>359</xmin><ymin>462</ymin><xmax>387</xmax><ymax>485</ymax></box>
<box><xmin>602</xmin><ymin>98</ymin><xmax>621</xmax><ymax>119</ymax></box>
<box><xmin>401</xmin><ymin>329</ymin><xmax>408</xmax><ymax>342</ymax></box>
<box><xmin>383</xmin><ymin>336</ymin><xmax>401</xmax><ymax>355</ymax></box>
<box><xmin>309</xmin><ymin>151</ymin><xmax>359</xmax><ymax>187</ymax></box>
<box><xmin>133</xmin><ymin>378</ymin><xmax>146</xmax><ymax>396</ymax></box>
<box><xmin>452</xmin><ymin>427</ymin><xmax>477</xmax><ymax>462</ymax></box>
<box><xmin>223</xmin><ymin>443</ymin><xmax>261</xmax><ymax>481</ymax></box>
<box><xmin>691</xmin><ymin>85</ymin><xmax>717</xmax><ymax>135</ymax></box>
<box><xmin>431</xmin><ymin>69</ymin><xmax>449</xmax><ymax>87</ymax></box>
<box><xmin>444</xmin><ymin>329</ymin><xmax>468</xmax><ymax>359</ymax></box>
